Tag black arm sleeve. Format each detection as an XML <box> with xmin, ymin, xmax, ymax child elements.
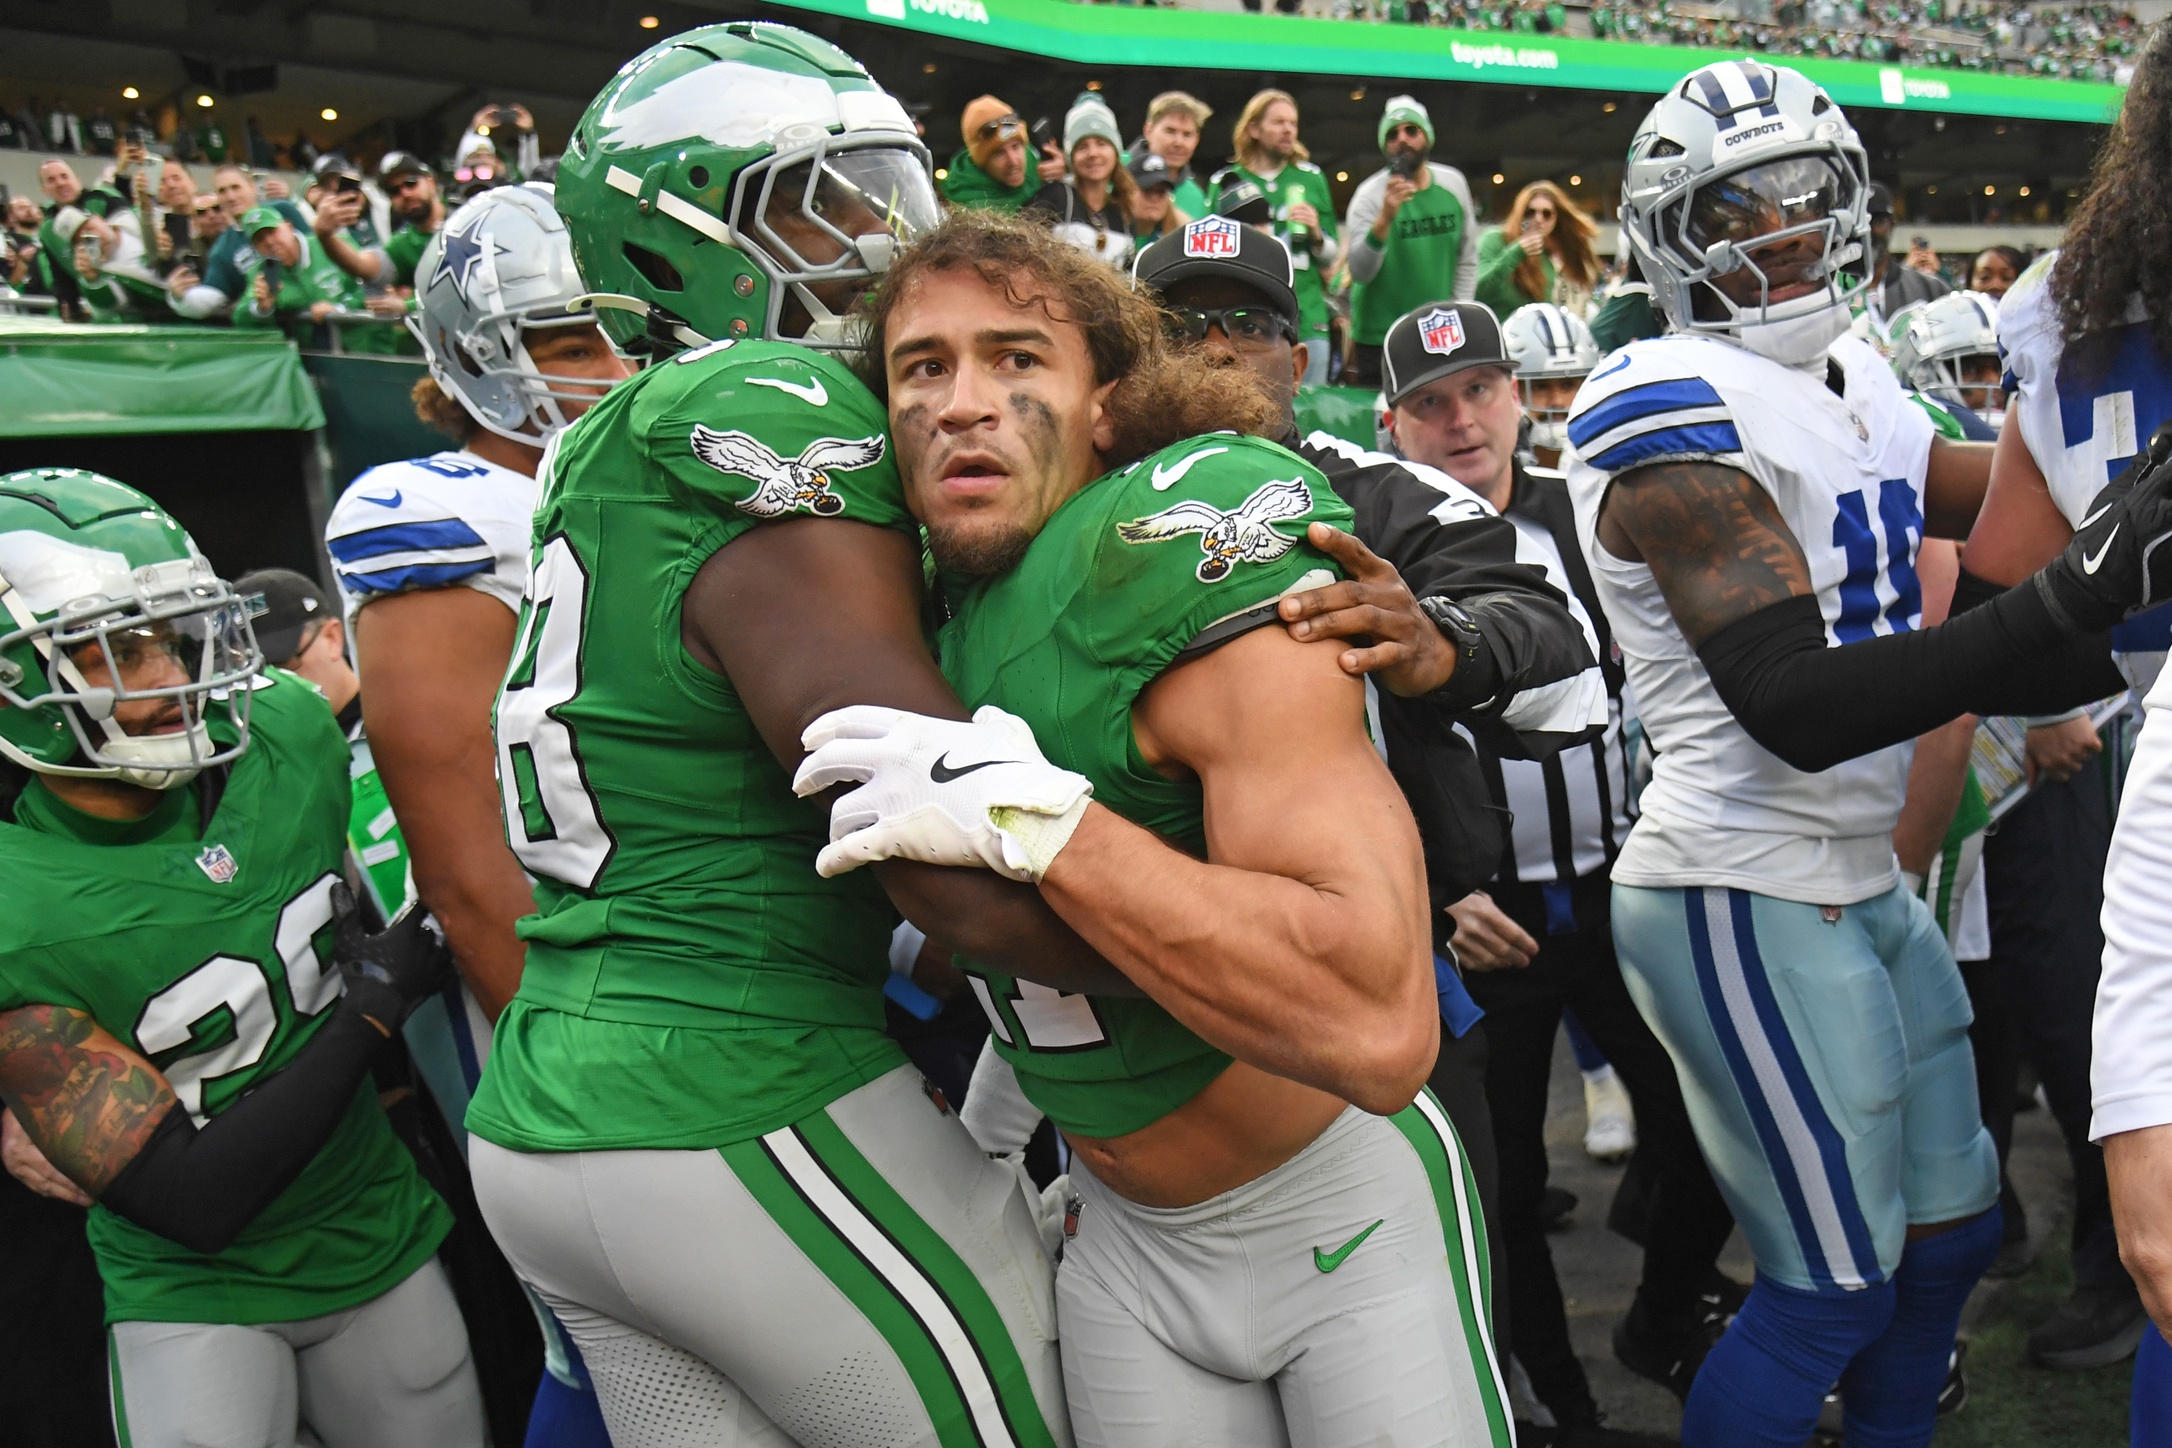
<box><xmin>1303</xmin><ymin>441</ymin><xmax>1596</xmax><ymax>741</ymax></box>
<box><xmin>96</xmin><ymin>1002</ymin><xmax>390</xmax><ymax>1256</ymax></box>
<box><xmin>1696</xmin><ymin>580</ymin><xmax>2128</xmax><ymax>774</ymax></box>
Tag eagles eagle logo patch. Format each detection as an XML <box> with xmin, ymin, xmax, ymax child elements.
<box><xmin>688</xmin><ymin>426</ymin><xmax>887</xmax><ymax>519</ymax></box>
<box><xmin>1116</xmin><ymin>478</ymin><xmax>1313</xmax><ymax>582</ymax></box>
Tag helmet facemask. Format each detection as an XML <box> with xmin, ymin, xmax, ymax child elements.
<box><xmin>731</xmin><ymin>133</ymin><xmax>941</xmax><ymax>347</ymax></box>
<box><xmin>1518</xmin><ymin>373</ymin><xmax>1588</xmax><ymax>456</ymax></box>
<box><xmin>0</xmin><ymin>552</ymin><xmax>261</xmax><ymax>789</ymax></box>
<box><xmin>1645</xmin><ymin>151</ymin><xmax>1870</xmax><ymax>366</ymax></box>
<box><xmin>416</xmin><ymin>305</ymin><xmax>613</xmax><ymax>444</ymax></box>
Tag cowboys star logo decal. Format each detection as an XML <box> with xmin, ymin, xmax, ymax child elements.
<box><xmin>432</xmin><ymin>219</ymin><xmax>507</xmax><ymax>306</ymax></box>
<box><xmin>1116</xmin><ymin>477</ymin><xmax>1313</xmax><ymax>582</ymax></box>
<box><xmin>688</xmin><ymin>426</ymin><xmax>887</xmax><ymax>518</ymax></box>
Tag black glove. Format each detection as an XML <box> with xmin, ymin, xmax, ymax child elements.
<box><xmin>2038</xmin><ymin>420</ymin><xmax>2172</xmax><ymax>634</ymax></box>
<box><xmin>331</xmin><ymin>881</ymin><xmax>452</xmax><ymax>1030</ymax></box>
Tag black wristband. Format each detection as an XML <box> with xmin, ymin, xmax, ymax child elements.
<box><xmin>1419</xmin><ymin>595</ymin><xmax>1504</xmax><ymax>713</ymax></box>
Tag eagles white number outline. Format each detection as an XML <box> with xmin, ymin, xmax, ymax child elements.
<box><xmin>496</xmin><ymin>535</ymin><xmax>615</xmax><ymax>890</ymax></box>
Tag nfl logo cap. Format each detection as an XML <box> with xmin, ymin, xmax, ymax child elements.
<box><xmin>1381</xmin><ymin>299</ymin><xmax>1509</xmax><ymax>407</ymax></box>
<box><xmin>1132</xmin><ymin>217</ymin><xmax>1301</xmax><ymax>331</ymax></box>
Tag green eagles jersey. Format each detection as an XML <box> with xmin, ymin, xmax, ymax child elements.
<box><xmin>1216</xmin><ymin>162</ymin><xmax>1338</xmax><ymax>340</ymax></box>
<box><xmin>939</xmin><ymin>434</ymin><xmax>1354</xmax><ymax>1139</ymax></box>
<box><xmin>383</xmin><ymin>222</ymin><xmax>438</xmax><ymax>289</ymax></box>
<box><xmin>468</xmin><ymin>339</ymin><xmax>916</xmax><ymax>1154</ymax></box>
<box><xmin>0</xmin><ymin>672</ymin><xmax>450</xmax><ymax>1325</ymax></box>
<box><xmin>1352</xmin><ymin>178</ymin><xmax>1470</xmax><ymax>346</ymax></box>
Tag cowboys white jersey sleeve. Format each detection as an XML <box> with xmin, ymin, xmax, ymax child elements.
<box><xmin>1563</xmin><ymin>333</ymin><xmax>1934</xmax><ymax>904</ymax></box>
<box><xmin>1999</xmin><ymin>249</ymin><xmax>2172</xmax><ymax>688</ymax></box>
<box><xmin>324</xmin><ymin>450</ymin><xmax>539</xmax><ymax>620</ymax></box>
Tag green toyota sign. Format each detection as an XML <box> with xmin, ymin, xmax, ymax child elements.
<box><xmin>767</xmin><ymin>0</ymin><xmax>2124</xmax><ymax>124</ymax></box>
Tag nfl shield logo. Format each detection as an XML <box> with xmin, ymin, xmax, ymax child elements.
<box><xmin>195</xmin><ymin>844</ymin><xmax>238</xmax><ymax>884</ymax></box>
<box><xmin>1417</xmin><ymin>308</ymin><xmax>1466</xmax><ymax>356</ymax></box>
<box><xmin>1183</xmin><ymin>217</ymin><xmax>1242</xmax><ymax>258</ymax></box>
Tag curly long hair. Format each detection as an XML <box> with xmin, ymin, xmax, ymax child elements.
<box><xmin>1502</xmin><ymin>180</ymin><xmax>1600</xmax><ymax>301</ymax></box>
<box><xmin>2051</xmin><ymin>20</ymin><xmax>2172</xmax><ymax>369</ymax></box>
<box><xmin>852</xmin><ymin>209</ymin><xmax>1282</xmax><ymax>468</ymax></box>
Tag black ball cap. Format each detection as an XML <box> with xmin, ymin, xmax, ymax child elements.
<box><xmin>1133</xmin><ymin>216</ymin><xmax>1301</xmax><ymax>329</ymax></box>
<box><xmin>1380</xmin><ymin>300</ymin><xmax>1511</xmax><ymax>406</ymax></box>
<box><xmin>234</xmin><ymin>567</ymin><xmax>331</xmax><ymax>667</ymax></box>
<box><xmin>1214</xmin><ymin>177</ymin><xmax>1273</xmax><ymax>226</ymax></box>
<box><xmin>1127</xmin><ymin>151</ymin><xmax>1176</xmax><ymax>191</ymax></box>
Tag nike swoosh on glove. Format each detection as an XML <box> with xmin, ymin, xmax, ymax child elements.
<box><xmin>2038</xmin><ymin>419</ymin><xmax>2172</xmax><ymax>634</ymax></box>
<box><xmin>793</xmin><ymin>704</ymin><xmax>1094</xmax><ymax>882</ymax></box>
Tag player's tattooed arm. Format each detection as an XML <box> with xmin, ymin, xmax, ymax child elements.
<box><xmin>1595</xmin><ymin>459</ymin><xmax>1814</xmax><ymax>648</ymax></box>
<box><xmin>0</xmin><ymin>1004</ymin><xmax>177</xmax><ymax>1197</ymax></box>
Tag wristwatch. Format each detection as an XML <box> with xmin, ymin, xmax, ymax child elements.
<box><xmin>1416</xmin><ymin>595</ymin><xmax>1496</xmax><ymax>709</ymax></box>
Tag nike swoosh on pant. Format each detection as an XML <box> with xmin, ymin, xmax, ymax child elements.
<box><xmin>1313</xmin><ymin>1218</ymin><xmax>1384</xmax><ymax>1273</ymax></box>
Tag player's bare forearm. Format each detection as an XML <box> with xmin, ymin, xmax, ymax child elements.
<box><xmin>0</xmin><ymin>1005</ymin><xmax>175</xmax><ymax>1197</ymax></box>
<box><xmin>1596</xmin><ymin>459</ymin><xmax>1814</xmax><ymax>648</ymax></box>
<box><xmin>1923</xmin><ymin>436</ymin><xmax>1994</xmax><ymax>539</ymax></box>
<box><xmin>1960</xmin><ymin>414</ymin><xmax>2072</xmax><ymax>586</ymax></box>
<box><xmin>874</xmin><ymin>861</ymin><xmax>1140</xmax><ymax>997</ymax></box>
<box><xmin>1893</xmin><ymin>715</ymin><xmax>1977</xmax><ymax>877</ymax></box>
<box><xmin>696</xmin><ymin>518</ymin><xmax>1138</xmax><ymax>995</ymax></box>
<box><xmin>355</xmin><ymin>588</ymin><xmax>531</xmax><ymax>1019</ymax></box>
<box><xmin>1037</xmin><ymin>628</ymin><xmax>1437</xmax><ymax>1114</ymax></box>
<box><xmin>2107</xmin><ymin>1125</ymin><xmax>2172</xmax><ymax>1336</ymax></box>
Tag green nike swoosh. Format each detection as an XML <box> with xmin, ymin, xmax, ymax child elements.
<box><xmin>1313</xmin><ymin>1219</ymin><xmax>1385</xmax><ymax>1273</ymax></box>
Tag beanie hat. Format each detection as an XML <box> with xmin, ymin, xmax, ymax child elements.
<box><xmin>1063</xmin><ymin>97</ymin><xmax>1123</xmax><ymax>159</ymax></box>
<box><xmin>962</xmin><ymin>95</ymin><xmax>1023</xmax><ymax>168</ymax></box>
<box><xmin>1378</xmin><ymin>94</ymin><xmax>1435</xmax><ymax>151</ymax></box>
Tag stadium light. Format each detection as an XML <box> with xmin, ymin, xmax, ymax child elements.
<box><xmin>1492</xmin><ymin>173</ymin><xmax>1505</xmax><ymax>185</ymax></box>
<box><xmin>1927</xmin><ymin>185</ymin><xmax>1938</xmax><ymax>195</ymax></box>
<box><xmin>935</xmin><ymin>168</ymin><xmax>949</xmax><ymax>180</ymax></box>
<box><xmin>1336</xmin><ymin>171</ymin><xmax>1349</xmax><ymax>182</ymax></box>
<box><xmin>1569</xmin><ymin>174</ymin><xmax>1582</xmax><ymax>186</ymax></box>
<box><xmin>321</xmin><ymin>108</ymin><xmax>338</xmax><ymax>122</ymax></box>
<box><xmin>1602</xmin><ymin>101</ymin><xmax>1617</xmax><ymax>113</ymax></box>
<box><xmin>2019</xmin><ymin>185</ymin><xmax>2031</xmax><ymax>197</ymax></box>
<box><xmin>1351</xmin><ymin>88</ymin><xmax>1367</xmax><ymax>101</ymax></box>
<box><xmin>923</xmin><ymin>62</ymin><xmax>938</xmax><ymax>73</ymax></box>
<box><xmin>1984</xmin><ymin>184</ymin><xmax>1996</xmax><ymax>195</ymax></box>
<box><xmin>196</xmin><ymin>95</ymin><xmax>214</xmax><ymax>108</ymax></box>
<box><xmin>122</xmin><ymin>87</ymin><xmax>139</xmax><ymax>100</ymax></box>
<box><xmin>1086</xmin><ymin>80</ymin><xmax>1103</xmax><ymax>91</ymax></box>
<box><xmin>639</xmin><ymin>14</ymin><xmax>660</xmax><ymax>26</ymax></box>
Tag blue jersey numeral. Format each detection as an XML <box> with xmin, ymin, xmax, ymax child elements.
<box><xmin>1832</xmin><ymin>479</ymin><xmax>1922</xmax><ymax>644</ymax></box>
<box><xmin>414</xmin><ymin>457</ymin><xmax>488</xmax><ymax>479</ymax></box>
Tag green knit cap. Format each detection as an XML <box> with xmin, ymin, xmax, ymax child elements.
<box><xmin>1378</xmin><ymin>94</ymin><xmax>1434</xmax><ymax>151</ymax></box>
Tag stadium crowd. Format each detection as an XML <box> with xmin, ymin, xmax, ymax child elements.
<box><xmin>4</xmin><ymin>15</ymin><xmax>2172</xmax><ymax>1448</ymax></box>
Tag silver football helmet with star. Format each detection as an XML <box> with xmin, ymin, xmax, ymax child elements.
<box><xmin>1619</xmin><ymin>59</ymin><xmax>1874</xmax><ymax>366</ymax></box>
<box><xmin>1504</xmin><ymin>303</ymin><xmax>1603</xmax><ymax>457</ymax></box>
<box><xmin>1891</xmin><ymin>289</ymin><xmax>2006</xmax><ymax>429</ymax></box>
<box><xmin>409</xmin><ymin>183</ymin><xmax>607</xmax><ymax>443</ymax></box>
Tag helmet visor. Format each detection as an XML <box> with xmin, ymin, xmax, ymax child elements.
<box><xmin>753</xmin><ymin>146</ymin><xmax>939</xmax><ymax>279</ymax></box>
<box><xmin>1684</xmin><ymin>155</ymin><xmax>1845</xmax><ymax>254</ymax></box>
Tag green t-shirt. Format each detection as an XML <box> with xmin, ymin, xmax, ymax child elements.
<box><xmin>467</xmin><ymin>339</ymin><xmax>915</xmax><ymax>1154</ymax></box>
<box><xmin>384</xmin><ymin>222</ymin><xmax>438</xmax><ymax>288</ymax></box>
<box><xmin>0</xmin><ymin>673</ymin><xmax>450</xmax><ymax>1325</ymax></box>
<box><xmin>939</xmin><ymin>150</ymin><xmax>1038</xmax><ymax>214</ymax></box>
<box><xmin>1475</xmin><ymin>226</ymin><xmax>1556</xmax><ymax>320</ymax></box>
<box><xmin>235</xmin><ymin>234</ymin><xmax>397</xmax><ymax>352</ymax></box>
<box><xmin>1352</xmin><ymin>177</ymin><xmax>1470</xmax><ymax>346</ymax></box>
<box><xmin>939</xmin><ymin>435</ymin><xmax>1354</xmax><ymax>1138</ymax></box>
<box><xmin>1217</xmin><ymin>162</ymin><xmax>1339</xmax><ymax>340</ymax></box>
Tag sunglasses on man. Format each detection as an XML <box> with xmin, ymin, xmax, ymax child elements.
<box><xmin>1165</xmin><ymin>306</ymin><xmax>1297</xmax><ymax>348</ymax></box>
<box><xmin>973</xmin><ymin>114</ymin><xmax>1027</xmax><ymax>145</ymax></box>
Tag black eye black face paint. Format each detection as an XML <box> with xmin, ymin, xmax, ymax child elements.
<box><xmin>1011</xmin><ymin>391</ymin><xmax>1063</xmax><ymax>479</ymax></box>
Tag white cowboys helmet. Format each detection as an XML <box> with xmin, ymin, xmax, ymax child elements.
<box><xmin>1504</xmin><ymin>303</ymin><xmax>1603</xmax><ymax>456</ymax></box>
<box><xmin>1891</xmin><ymin>289</ymin><xmax>2006</xmax><ymax>429</ymax></box>
<box><xmin>1619</xmin><ymin>60</ymin><xmax>1873</xmax><ymax>367</ymax></box>
<box><xmin>410</xmin><ymin>184</ymin><xmax>606</xmax><ymax>444</ymax></box>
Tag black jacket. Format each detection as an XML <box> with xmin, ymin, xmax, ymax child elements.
<box><xmin>1290</xmin><ymin>430</ymin><xmax>1600</xmax><ymax>920</ymax></box>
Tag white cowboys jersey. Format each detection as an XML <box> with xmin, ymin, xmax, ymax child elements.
<box><xmin>324</xmin><ymin>450</ymin><xmax>538</xmax><ymax>624</ymax></box>
<box><xmin>1999</xmin><ymin>250</ymin><xmax>2172</xmax><ymax>689</ymax></box>
<box><xmin>1564</xmin><ymin>333</ymin><xmax>1935</xmax><ymax>905</ymax></box>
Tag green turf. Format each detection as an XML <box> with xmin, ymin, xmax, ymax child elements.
<box><xmin>1935</xmin><ymin>1224</ymin><xmax>2132</xmax><ymax>1446</ymax></box>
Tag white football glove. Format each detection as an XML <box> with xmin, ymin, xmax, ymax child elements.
<box><xmin>793</xmin><ymin>704</ymin><xmax>1093</xmax><ymax>882</ymax></box>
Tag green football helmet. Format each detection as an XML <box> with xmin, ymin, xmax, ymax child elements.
<box><xmin>0</xmin><ymin>469</ymin><xmax>261</xmax><ymax>789</ymax></box>
<box><xmin>555</xmin><ymin>21</ymin><xmax>939</xmax><ymax>354</ymax></box>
